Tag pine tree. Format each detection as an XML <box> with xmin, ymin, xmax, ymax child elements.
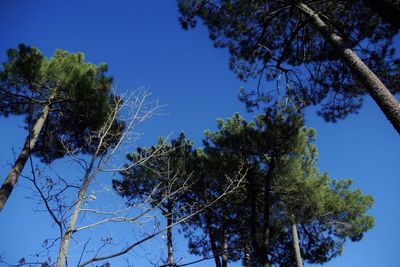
<box><xmin>178</xmin><ymin>0</ymin><xmax>400</xmax><ymax>133</ymax></box>
<box><xmin>182</xmin><ymin>129</ymin><xmax>248</xmax><ymax>267</ymax></box>
<box><xmin>113</xmin><ymin>133</ymin><xmax>194</xmax><ymax>267</ymax></box>
<box><xmin>0</xmin><ymin>44</ymin><xmax>122</xmax><ymax>212</ymax></box>
<box><xmin>183</xmin><ymin>106</ymin><xmax>374</xmax><ymax>266</ymax></box>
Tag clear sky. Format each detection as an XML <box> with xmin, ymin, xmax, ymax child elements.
<box><xmin>0</xmin><ymin>1</ymin><xmax>399</xmax><ymax>266</ymax></box>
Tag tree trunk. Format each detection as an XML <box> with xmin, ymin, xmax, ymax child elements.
<box><xmin>362</xmin><ymin>0</ymin><xmax>400</xmax><ymax>29</ymax></box>
<box><xmin>206</xmin><ymin>211</ymin><xmax>222</xmax><ymax>267</ymax></box>
<box><xmin>247</xmin><ymin>171</ymin><xmax>261</xmax><ymax>265</ymax></box>
<box><xmin>56</xmin><ymin>171</ymin><xmax>92</xmax><ymax>266</ymax></box>
<box><xmin>0</xmin><ymin>103</ymin><xmax>51</xmax><ymax>212</ymax></box>
<box><xmin>167</xmin><ymin>198</ymin><xmax>175</xmax><ymax>267</ymax></box>
<box><xmin>221</xmin><ymin>228</ymin><xmax>228</xmax><ymax>267</ymax></box>
<box><xmin>297</xmin><ymin>2</ymin><xmax>400</xmax><ymax>135</ymax></box>
<box><xmin>261</xmin><ymin>162</ymin><xmax>273</xmax><ymax>267</ymax></box>
<box><xmin>291</xmin><ymin>223</ymin><xmax>303</xmax><ymax>267</ymax></box>
<box><xmin>243</xmin><ymin>238</ymin><xmax>251</xmax><ymax>267</ymax></box>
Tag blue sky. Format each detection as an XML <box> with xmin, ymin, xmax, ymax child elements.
<box><xmin>0</xmin><ymin>1</ymin><xmax>399</xmax><ymax>266</ymax></box>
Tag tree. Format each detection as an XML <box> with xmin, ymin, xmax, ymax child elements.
<box><xmin>287</xmin><ymin>179</ymin><xmax>374</xmax><ymax>266</ymax></box>
<box><xmin>273</xmin><ymin>162</ymin><xmax>374</xmax><ymax>266</ymax></box>
<box><xmin>54</xmin><ymin>89</ymin><xmax>158</xmax><ymax>267</ymax></box>
<box><xmin>0</xmin><ymin>44</ymin><xmax>120</xmax><ymax>212</ymax></box>
<box><xmin>112</xmin><ymin>130</ymin><xmax>247</xmax><ymax>267</ymax></box>
<box><xmin>182</xmin><ymin>139</ymin><xmax>248</xmax><ymax>267</ymax></box>
<box><xmin>7</xmin><ymin>89</ymin><xmax>161</xmax><ymax>267</ymax></box>
<box><xmin>182</xmin><ymin>107</ymin><xmax>374</xmax><ymax>266</ymax></box>
<box><xmin>198</xmin><ymin>107</ymin><xmax>308</xmax><ymax>267</ymax></box>
<box><xmin>113</xmin><ymin>133</ymin><xmax>195</xmax><ymax>267</ymax></box>
<box><xmin>178</xmin><ymin>0</ymin><xmax>400</xmax><ymax>133</ymax></box>
<box><xmin>62</xmin><ymin>124</ymin><xmax>244</xmax><ymax>267</ymax></box>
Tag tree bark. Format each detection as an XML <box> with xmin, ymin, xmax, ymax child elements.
<box><xmin>243</xmin><ymin>238</ymin><xmax>251</xmax><ymax>267</ymax></box>
<box><xmin>167</xmin><ymin>197</ymin><xmax>175</xmax><ymax>267</ymax></box>
<box><xmin>56</xmin><ymin>168</ymin><xmax>92</xmax><ymax>266</ymax></box>
<box><xmin>247</xmin><ymin>171</ymin><xmax>261</xmax><ymax>266</ymax></box>
<box><xmin>297</xmin><ymin>2</ymin><xmax>400</xmax><ymax>135</ymax></box>
<box><xmin>362</xmin><ymin>0</ymin><xmax>400</xmax><ymax>29</ymax></box>
<box><xmin>291</xmin><ymin>223</ymin><xmax>303</xmax><ymax>267</ymax></box>
<box><xmin>0</xmin><ymin>103</ymin><xmax>51</xmax><ymax>212</ymax></box>
<box><xmin>261</xmin><ymin>161</ymin><xmax>274</xmax><ymax>267</ymax></box>
<box><xmin>206</xmin><ymin>212</ymin><xmax>222</xmax><ymax>267</ymax></box>
<box><xmin>221</xmin><ymin>228</ymin><xmax>228</xmax><ymax>267</ymax></box>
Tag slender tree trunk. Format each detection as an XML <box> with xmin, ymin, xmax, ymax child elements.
<box><xmin>206</xmin><ymin>211</ymin><xmax>222</xmax><ymax>267</ymax></box>
<box><xmin>297</xmin><ymin>2</ymin><xmax>400</xmax><ymax>135</ymax></box>
<box><xmin>261</xmin><ymin>162</ymin><xmax>274</xmax><ymax>267</ymax></box>
<box><xmin>247</xmin><ymin>172</ymin><xmax>261</xmax><ymax>265</ymax></box>
<box><xmin>56</xmin><ymin>169</ymin><xmax>93</xmax><ymax>266</ymax></box>
<box><xmin>243</xmin><ymin>238</ymin><xmax>251</xmax><ymax>267</ymax></box>
<box><xmin>291</xmin><ymin>223</ymin><xmax>303</xmax><ymax>267</ymax></box>
<box><xmin>167</xmin><ymin>198</ymin><xmax>175</xmax><ymax>267</ymax></box>
<box><xmin>362</xmin><ymin>0</ymin><xmax>400</xmax><ymax>29</ymax></box>
<box><xmin>0</xmin><ymin>103</ymin><xmax>51</xmax><ymax>213</ymax></box>
<box><xmin>221</xmin><ymin>228</ymin><xmax>228</xmax><ymax>267</ymax></box>
<box><xmin>209</xmin><ymin>230</ymin><xmax>222</xmax><ymax>267</ymax></box>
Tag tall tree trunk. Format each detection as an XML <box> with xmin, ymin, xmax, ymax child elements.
<box><xmin>247</xmin><ymin>172</ymin><xmax>261</xmax><ymax>265</ymax></box>
<box><xmin>291</xmin><ymin>223</ymin><xmax>303</xmax><ymax>267</ymax></box>
<box><xmin>362</xmin><ymin>0</ymin><xmax>400</xmax><ymax>29</ymax></box>
<box><xmin>221</xmin><ymin>228</ymin><xmax>228</xmax><ymax>267</ymax></box>
<box><xmin>243</xmin><ymin>238</ymin><xmax>251</xmax><ymax>267</ymax></box>
<box><xmin>56</xmin><ymin>165</ymin><xmax>93</xmax><ymax>266</ymax></box>
<box><xmin>206</xmin><ymin>211</ymin><xmax>222</xmax><ymax>267</ymax></box>
<box><xmin>297</xmin><ymin>2</ymin><xmax>400</xmax><ymax>135</ymax></box>
<box><xmin>167</xmin><ymin>197</ymin><xmax>175</xmax><ymax>267</ymax></box>
<box><xmin>261</xmin><ymin>161</ymin><xmax>274</xmax><ymax>267</ymax></box>
<box><xmin>0</xmin><ymin>103</ymin><xmax>51</xmax><ymax>212</ymax></box>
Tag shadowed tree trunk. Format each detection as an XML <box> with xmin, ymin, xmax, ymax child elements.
<box><xmin>0</xmin><ymin>102</ymin><xmax>51</xmax><ymax>212</ymax></box>
<box><xmin>261</xmin><ymin>160</ymin><xmax>274</xmax><ymax>267</ymax></box>
<box><xmin>297</xmin><ymin>2</ymin><xmax>400</xmax><ymax>135</ymax></box>
<box><xmin>167</xmin><ymin>196</ymin><xmax>175</xmax><ymax>267</ymax></box>
<box><xmin>362</xmin><ymin>0</ymin><xmax>400</xmax><ymax>29</ymax></box>
<box><xmin>243</xmin><ymin>238</ymin><xmax>251</xmax><ymax>267</ymax></box>
<box><xmin>221</xmin><ymin>227</ymin><xmax>228</xmax><ymax>267</ymax></box>
<box><xmin>206</xmin><ymin>211</ymin><xmax>222</xmax><ymax>267</ymax></box>
<box><xmin>291</xmin><ymin>223</ymin><xmax>303</xmax><ymax>267</ymax></box>
<box><xmin>247</xmin><ymin>171</ymin><xmax>262</xmax><ymax>266</ymax></box>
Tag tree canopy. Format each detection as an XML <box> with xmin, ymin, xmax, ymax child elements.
<box><xmin>0</xmin><ymin>44</ymin><xmax>123</xmax><ymax>212</ymax></box>
<box><xmin>181</xmin><ymin>107</ymin><xmax>374</xmax><ymax>266</ymax></box>
<box><xmin>113</xmin><ymin>133</ymin><xmax>195</xmax><ymax>266</ymax></box>
<box><xmin>0</xmin><ymin>44</ymin><xmax>122</xmax><ymax>161</ymax></box>
<box><xmin>0</xmin><ymin>3</ymin><xmax>392</xmax><ymax>267</ymax></box>
<box><xmin>178</xmin><ymin>0</ymin><xmax>400</xmax><ymax>129</ymax></box>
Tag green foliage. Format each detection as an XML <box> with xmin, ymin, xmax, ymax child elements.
<box><xmin>112</xmin><ymin>104</ymin><xmax>374</xmax><ymax>266</ymax></box>
<box><xmin>0</xmin><ymin>44</ymin><xmax>123</xmax><ymax>162</ymax></box>
<box><xmin>183</xmin><ymin>105</ymin><xmax>374</xmax><ymax>266</ymax></box>
<box><xmin>178</xmin><ymin>0</ymin><xmax>400</xmax><ymax>121</ymax></box>
<box><xmin>113</xmin><ymin>132</ymin><xmax>195</xmax><ymax>213</ymax></box>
